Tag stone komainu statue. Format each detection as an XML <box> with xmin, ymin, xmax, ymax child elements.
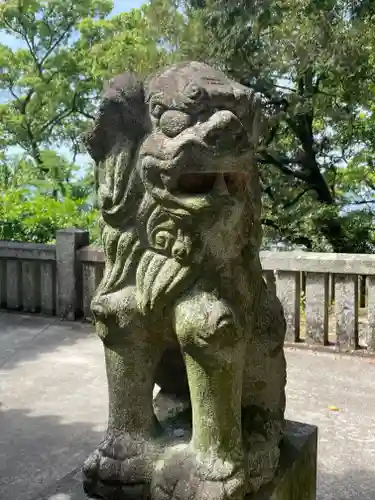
<box><xmin>82</xmin><ymin>62</ymin><xmax>286</xmax><ymax>500</ymax></box>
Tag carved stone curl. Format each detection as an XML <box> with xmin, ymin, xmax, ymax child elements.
<box><xmin>82</xmin><ymin>62</ymin><xmax>286</xmax><ymax>500</ymax></box>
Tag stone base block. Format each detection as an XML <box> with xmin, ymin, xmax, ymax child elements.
<box><xmin>31</xmin><ymin>421</ymin><xmax>317</xmax><ymax>500</ymax></box>
<box><xmin>247</xmin><ymin>421</ymin><xmax>317</xmax><ymax>499</ymax></box>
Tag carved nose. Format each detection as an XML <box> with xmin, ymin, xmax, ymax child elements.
<box><xmin>203</xmin><ymin>111</ymin><xmax>247</xmax><ymax>149</ymax></box>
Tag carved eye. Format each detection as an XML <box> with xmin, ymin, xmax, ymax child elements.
<box><xmin>154</xmin><ymin>230</ymin><xmax>174</xmax><ymax>250</ymax></box>
<box><xmin>160</xmin><ymin>110</ymin><xmax>192</xmax><ymax>138</ymax></box>
<box><xmin>151</xmin><ymin>104</ymin><xmax>166</xmax><ymax>119</ymax></box>
<box><xmin>185</xmin><ymin>84</ymin><xmax>206</xmax><ymax>102</ymax></box>
<box><xmin>216</xmin><ymin>314</ymin><xmax>234</xmax><ymax>331</ymax></box>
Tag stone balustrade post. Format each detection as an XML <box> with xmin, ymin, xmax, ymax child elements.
<box><xmin>335</xmin><ymin>274</ymin><xmax>359</xmax><ymax>351</ymax></box>
<box><xmin>305</xmin><ymin>272</ymin><xmax>329</xmax><ymax>345</ymax></box>
<box><xmin>56</xmin><ymin>228</ymin><xmax>90</xmax><ymax>320</ymax></box>
<box><xmin>276</xmin><ymin>270</ymin><xmax>301</xmax><ymax>342</ymax></box>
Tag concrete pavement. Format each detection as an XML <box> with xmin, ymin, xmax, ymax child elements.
<box><xmin>1</xmin><ymin>312</ymin><xmax>375</xmax><ymax>500</ymax></box>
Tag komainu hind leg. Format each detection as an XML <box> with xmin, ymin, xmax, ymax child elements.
<box><xmin>151</xmin><ymin>289</ymin><xmax>247</xmax><ymax>500</ymax></box>
<box><xmin>83</xmin><ymin>288</ymin><xmax>164</xmax><ymax>499</ymax></box>
<box><xmin>242</xmin><ymin>280</ymin><xmax>287</xmax><ymax>492</ymax></box>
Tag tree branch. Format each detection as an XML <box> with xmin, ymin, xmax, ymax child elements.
<box><xmin>283</xmin><ymin>188</ymin><xmax>311</xmax><ymax>209</ymax></box>
<box><xmin>261</xmin><ymin>218</ymin><xmax>314</xmax><ymax>250</ymax></box>
<box><xmin>13</xmin><ymin>15</ymin><xmax>43</xmax><ymax>76</ymax></box>
<box><xmin>313</xmin><ymin>73</ymin><xmax>326</xmax><ymax>94</ymax></box>
<box><xmin>257</xmin><ymin>151</ymin><xmax>310</xmax><ymax>181</ymax></box>
<box><xmin>264</xmin><ymin>122</ymin><xmax>280</xmax><ymax>147</ymax></box>
<box><xmin>7</xmin><ymin>85</ymin><xmax>20</xmax><ymax>102</ymax></box>
<box><xmin>78</xmin><ymin>109</ymin><xmax>96</xmax><ymax>120</ymax></box>
<box><xmin>236</xmin><ymin>77</ymin><xmax>290</xmax><ymax>109</ymax></box>
<box><xmin>340</xmin><ymin>199</ymin><xmax>375</xmax><ymax>206</ymax></box>
<box><xmin>259</xmin><ymin>171</ymin><xmax>275</xmax><ymax>200</ymax></box>
<box><xmin>275</xmin><ymin>84</ymin><xmax>297</xmax><ymax>93</ymax></box>
<box><xmin>2</xmin><ymin>18</ymin><xmax>23</xmax><ymax>36</ymax></box>
<box><xmin>39</xmin><ymin>107</ymin><xmax>76</xmax><ymax>135</ymax></box>
<box><xmin>40</xmin><ymin>22</ymin><xmax>76</xmax><ymax>66</ymax></box>
<box><xmin>18</xmin><ymin>88</ymin><xmax>35</xmax><ymax>114</ymax></box>
<box><xmin>24</xmin><ymin>121</ymin><xmax>43</xmax><ymax>167</ymax></box>
<box><xmin>38</xmin><ymin>92</ymin><xmax>95</xmax><ymax>134</ymax></box>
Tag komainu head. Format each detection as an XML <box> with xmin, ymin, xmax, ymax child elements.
<box><xmin>84</xmin><ymin>62</ymin><xmax>265</xmax><ymax>315</ymax></box>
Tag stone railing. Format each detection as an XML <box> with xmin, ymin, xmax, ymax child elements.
<box><xmin>261</xmin><ymin>252</ymin><xmax>375</xmax><ymax>352</ymax></box>
<box><xmin>0</xmin><ymin>229</ymin><xmax>89</xmax><ymax>320</ymax></box>
<box><xmin>1</xmin><ymin>229</ymin><xmax>374</xmax><ymax>353</ymax></box>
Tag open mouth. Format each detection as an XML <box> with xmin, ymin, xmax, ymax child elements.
<box><xmin>173</xmin><ymin>172</ymin><xmax>247</xmax><ymax>195</ymax></box>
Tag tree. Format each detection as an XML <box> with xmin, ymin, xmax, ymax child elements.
<box><xmin>2</xmin><ymin>0</ymin><xmax>375</xmax><ymax>251</ymax></box>
<box><xmin>0</xmin><ymin>0</ymin><xmax>175</xmax><ymax>243</ymax></box>
<box><xmin>0</xmin><ymin>150</ymin><xmax>99</xmax><ymax>242</ymax></box>
<box><xmin>170</xmin><ymin>0</ymin><xmax>375</xmax><ymax>252</ymax></box>
<box><xmin>0</xmin><ymin>0</ymin><xmax>168</xmax><ymax>170</ymax></box>
<box><xmin>0</xmin><ymin>186</ymin><xmax>99</xmax><ymax>243</ymax></box>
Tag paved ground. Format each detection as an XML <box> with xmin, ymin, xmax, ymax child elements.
<box><xmin>1</xmin><ymin>312</ymin><xmax>375</xmax><ymax>500</ymax></box>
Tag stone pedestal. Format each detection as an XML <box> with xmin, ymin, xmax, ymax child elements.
<box><xmin>31</xmin><ymin>421</ymin><xmax>317</xmax><ymax>500</ymax></box>
<box><xmin>247</xmin><ymin>421</ymin><xmax>317</xmax><ymax>500</ymax></box>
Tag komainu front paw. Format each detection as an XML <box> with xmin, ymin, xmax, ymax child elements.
<box><xmin>151</xmin><ymin>445</ymin><xmax>246</xmax><ymax>500</ymax></box>
<box><xmin>83</xmin><ymin>433</ymin><xmax>159</xmax><ymax>499</ymax></box>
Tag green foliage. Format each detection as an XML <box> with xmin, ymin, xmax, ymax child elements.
<box><xmin>1</xmin><ymin>0</ymin><xmax>375</xmax><ymax>251</ymax></box>
<box><xmin>0</xmin><ymin>0</ymin><xmax>169</xmax><ymax>161</ymax></box>
<box><xmin>0</xmin><ymin>148</ymin><xmax>98</xmax><ymax>242</ymax></box>
<box><xmin>0</xmin><ymin>0</ymin><xmax>168</xmax><ymax>243</ymax></box>
<box><xmin>176</xmin><ymin>0</ymin><xmax>375</xmax><ymax>252</ymax></box>
<box><xmin>0</xmin><ymin>188</ymin><xmax>99</xmax><ymax>243</ymax></box>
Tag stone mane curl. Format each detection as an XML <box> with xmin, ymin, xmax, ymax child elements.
<box><xmin>83</xmin><ymin>71</ymin><xmax>200</xmax><ymax>314</ymax></box>
<box><xmin>83</xmin><ymin>73</ymin><xmax>151</xmax><ymax>304</ymax></box>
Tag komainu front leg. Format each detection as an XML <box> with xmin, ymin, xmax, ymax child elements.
<box><xmin>83</xmin><ymin>291</ymin><xmax>163</xmax><ymax>499</ymax></box>
<box><xmin>151</xmin><ymin>290</ymin><xmax>246</xmax><ymax>500</ymax></box>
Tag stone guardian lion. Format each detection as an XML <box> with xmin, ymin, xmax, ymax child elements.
<box><xmin>82</xmin><ymin>61</ymin><xmax>286</xmax><ymax>500</ymax></box>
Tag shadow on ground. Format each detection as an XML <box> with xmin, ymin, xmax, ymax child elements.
<box><xmin>1</xmin><ymin>314</ymin><xmax>375</xmax><ymax>500</ymax></box>
<box><xmin>0</xmin><ymin>313</ymin><xmax>106</xmax><ymax>500</ymax></box>
<box><xmin>0</xmin><ymin>404</ymin><xmax>104</xmax><ymax>500</ymax></box>
<box><xmin>1</xmin><ymin>402</ymin><xmax>374</xmax><ymax>500</ymax></box>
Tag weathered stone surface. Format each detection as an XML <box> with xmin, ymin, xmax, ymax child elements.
<box><xmin>335</xmin><ymin>274</ymin><xmax>358</xmax><ymax>351</ymax></box>
<box><xmin>22</xmin><ymin>261</ymin><xmax>40</xmax><ymax>313</ymax></box>
<box><xmin>0</xmin><ymin>259</ymin><xmax>5</xmax><ymax>307</ymax></box>
<box><xmin>276</xmin><ymin>271</ymin><xmax>300</xmax><ymax>342</ymax></box>
<box><xmin>30</xmin><ymin>421</ymin><xmax>317</xmax><ymax>500</ymax></box>
<box><xmin>261</xmin><ymin>251</ymin><xmax>375</xmax><ymax>275</ymax></box>
<box><xmin>82</xmin><ymin>263</ymin><xmax>103</xmax><ymax>320</ymax></box>
<box><xmin>40</xmin><ymin>261</ymin><xmax>56</xmax><ymax>315</ymax></box>
<box><xmin>82</xmin><ymin>61</ymin><xmax>287</xmax><ymax>500</ymax></box>
<box><xmin>305</xmin><ymin>272</ymin><xmax>329</xmax><ymax>345</ymax></box>
<box><xmin>0</xmin><ymin>241</ymin><xmax>55</xmax><ymax>260</ymax></box>
<box><xmin>248</xmin><ymin>421</ymin><xmax>317</xmax><ymax>500</ymax></box>
<box><xmin>367</xmin><ymin>276</ymin><xmax>375</xmax><ymax>352</ymax></box>
<box><xmin>6</xmin><ymin>259</ymin><xmax>22</xmax><ymax>309</ymax></box>
<box><xmin>56</xmin><ymin>228</ymin><xmax>89</xmax><ymax>320</ymax></box>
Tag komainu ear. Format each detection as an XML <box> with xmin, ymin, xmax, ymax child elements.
<box><xmin>83</xmin><ymin>72</ymin><xmax>149</xmax><ymax>164</ymax></box>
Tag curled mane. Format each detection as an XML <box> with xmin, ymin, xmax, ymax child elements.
<box><xmin>83</xmin><ymin>73</ymin><xmax>150</xmax><ymax>302</ymax></box>
<box><xmin>84</xmin><ymin>71</ymin><xmax>198</xmax><ymax>314</ymax></box>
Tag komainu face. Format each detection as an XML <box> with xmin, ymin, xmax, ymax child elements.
<box><xmin>138</xmin><ymin>63</ymin><xmax>263</xmax><ymax>265</ymax></box>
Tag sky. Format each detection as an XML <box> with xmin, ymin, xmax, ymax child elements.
<box><xmin>114</xmin><ymin>0</ymin><xmax>146</xmax><ymax>13</ymax></box>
